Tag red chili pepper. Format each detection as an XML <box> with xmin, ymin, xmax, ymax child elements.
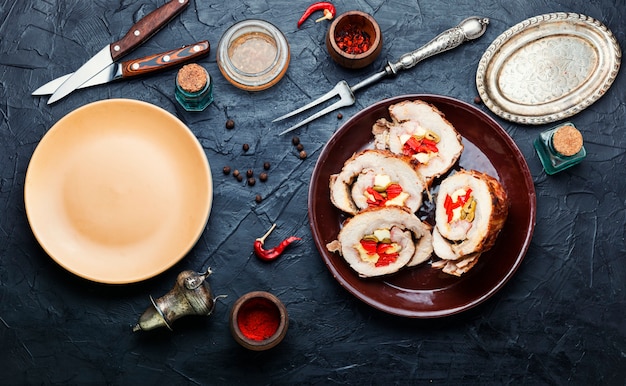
<box><xmin>254</xmin><ymin>223</ymin><xmax>301</xmax><ymax>261</ymax></box>
<box><xmin>297</xmin><ymin>2</ymin><xmax>336</xmax><ymax>28</ymax></box>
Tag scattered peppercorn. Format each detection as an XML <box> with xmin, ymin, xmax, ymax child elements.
<box><xmin>296</xmin><ymin>143</ymin><xmax>304</xmax><ymax>151</ymax></box>
<box><xmin>299</xmin><ymin>150</ymin><xmax>307</xmax><ymax>159</ymax></box>
<box><xmin>236</xmin><ymin>174</ymin><xmax>243</xmax><ymax>182</ymax></box>
<box><xmin>233</xmin><ymin>169</ymin><xmax>240</xmax><ymax>177</ymax></box>
<box><xmin>248</xmin><ymin>177</ymin><xmax>256</xmax><ymax>186</ymax></box>
<box><xmin>292</xmin><ymin>136</ymin><xmax>300</xmax><ymax>146</ymax></box>
<box><xmin>473</xmin><ymin>96</ymin><xmax>482</xmax><ymax>104</ymax></box>
<box><xmin>242</xmin><ymin>143</ymin><xmax>250</xmax><ymax>152</ymax></box>
<box><xmin>245</xmin><ymin>169</ymin><xmax>253</xmax><ymax>178</ymax></box>
<box><xmin>255</xmin><ymin>194</ymin><xmax>263</xmax><ymax>203</ymax></box>
<box><xmin>225</xmin><ymin>119</ymin><xmax>235</xmax><ymax>129</ymax></box>
<box><xmin>223</xmin><ymin>166</ymin><xmax>231</xmax><ymax>175</ymax></box>
<box><xmin>263</xmin><ymin>162</ymin><xmax>271</xmax><ymax>170</ymax></box>
<box><xmin>337</xmin><ymin>113</ymin><xmax>343</xmax><ymax>119</ymax></box>
<box><xmin>259</xmin><ymin>172</ymin><xmax>268</xmax><ymax>182</ymax></box>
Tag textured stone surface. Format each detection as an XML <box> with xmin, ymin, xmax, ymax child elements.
<box><xmin>1</xmin><ymin>0</ymin><xmax>624</xmax><ymax>384</ymax></box>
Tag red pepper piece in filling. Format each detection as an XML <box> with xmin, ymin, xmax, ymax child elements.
<box><xmin>375</xmin><ymin>251</ymin><xmax>398</xmax><ymax>267</ymax></box>
<box><xmin>385</xmin><ymin>183</ymin><xmax>403</xmax><ymax>200</ymax></box>
<box><xmin>359</xmin><ymin>239</ymin><xmax>378</xmax><ymax>254</ymax></box>
<box><xmin>360</xmin><ymin>238</ymin><xmax>399</xmax><ymax>267</ymax></box>
<box><xmin>403</xmin><ymin>137</ymin><xmax>439</xmax><ymax>157</ymax></box>
<box><xmin>365</xmin><ymin>187</ymin><xmax>385</xmax><ymax>207</ymax></box>
<box><xmin>443</xmin><ymin>188</ymin><xmax>473</xmax><ymax>223</ymax></box>
<box><xmin>366</xmin><ymin>184</ymin><xmax>404</xmax><ymax>208</ymax></box>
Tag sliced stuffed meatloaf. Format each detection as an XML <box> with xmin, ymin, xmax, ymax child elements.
<box><xmin>326</xmin><ymin>206</ymin><xmax>433</xmax><ymax>278</ymax></box>
<box><xmin>329</xmin><ymin>149</ymin><xmax>427</xmax><ymax>215</ymax></box>
<box><xmin>372</xmin><ymin>100</ymin><xmax>463</xmax><ymax>182</ymax></box>
<box><xmin>431</xmin><ymin>169</ymin><xmax>509</xmax><ymax>276</ymax></box>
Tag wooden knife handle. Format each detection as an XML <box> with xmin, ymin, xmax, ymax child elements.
<box><xmin>110</xmin><ymin>0</ymin><xmax>189</xmax><ymax>61</ymax></box>
<box><xmin>120</xmin><ymin>40</ymin><xmax>210</xmax><ymax>78</ymax></box>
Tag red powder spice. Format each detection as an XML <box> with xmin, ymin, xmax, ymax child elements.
<box><xmin>335</xmin><ymin>23</ymin><xmax>371</xmax><ymax>55</ymax></box>
<box><xmin>237</xmin><ymin>298</ymin><xmax>280</xmax><ymax>341</ymax></box>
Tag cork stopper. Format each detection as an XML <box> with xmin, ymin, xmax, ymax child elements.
<box><xmin>552</xmin><ymin>125</ymin><xmax>583</xmax><ymax>157</ymax></box>
<box><xmin>177</xmin><ymin>64</ymin><xmax>207</xmax><ymax>93</ymax></box>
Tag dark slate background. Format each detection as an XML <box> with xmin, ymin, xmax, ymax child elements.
<box><xmin>1</xmin><ymin>0</ymin><xmax>625</xmax><ymax>384</ymax></box>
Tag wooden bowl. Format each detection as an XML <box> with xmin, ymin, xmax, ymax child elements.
<box><xmin>229</xmin><ymin>291</ymin><xmax>288</xmax><ymax>351</ymax></box>
<box><xmin>326</xmin><ymin>11</ymin><xmax>382</xmax><ymax>69</ymax></box>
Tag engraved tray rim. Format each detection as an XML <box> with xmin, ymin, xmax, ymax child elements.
<box><xmin>476</xmin><ymin>12</ymin><xmax>621</xmax><ymax>125</ymax></box>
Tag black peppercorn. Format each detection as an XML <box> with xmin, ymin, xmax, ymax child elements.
<box><xmin>292</xmin><ymin>136</ymin><xmax>300</xmax><ymax>146</ymax></box>
<box><xmin>296</xmin><ymin>143</ymin><xmax>304</xmax><ymax>151</ymax></box>
<box><xmin>236</xmin><ymin>174</ymin><xmax>243</xmax><ymax>182</ymax></box>
<box><xmin>225</xmin><ymin>119</ymin><xmax>235</xmax><ymax>129</ymax></box>
<box><xmin>263</xmin><ymin>162</ymin><xmax>270</xmax><ymax>170</ymax></box>
<box><xmin>473</xmin><ymin>96</ymin><xmax>482</xmax><ymax>104</ymax></box>
<box><xmin>233</xmin><ymin>169</ymin><xmax>240</xmax><ymax>177</ymax></box>
<box><xmin>248</xmin><ymin>177</ymin><xmax>256</xmax><ymax>186</ymax></box>
<box><xmin>223</xmin><ymin>166</ymin><xmax>231</xmax><ymax>175</ymax></box>
<box><xmin>259</xmin><ymin>172</ymin><xmax>268</xmax><ymax>182</ymax></box>
<box><xmin>246</xmin><ymin>169</ymin><xmax>254</xmax><ymax>178</ymax></box>
<box><xmin>255</xmin><ymin>194</ymin><xmax>262</xmax><ymax>203</ymax></box>
<box><xmin>337</xmin><ymin>113</ymin><xmax>343</xmax><ymax>119</ymax></box>
<box><xmin>299</xmin><ymin>150</ymin><xmax>307</xmax><ymax>159</ymax></box>
<box><xmin>242</xmin><ymin>143</ymin><xmax>250</xmax><ymax>152</ymax></box>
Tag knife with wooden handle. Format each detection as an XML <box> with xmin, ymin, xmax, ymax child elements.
<box><xmin>47</xmin><ymin>0</ymin><xmax>189</xmax><ymax>104</ymax></box>
<box><xmin>32</xmin><ymin>41</ymin><xmax>210</xmax><ymax>96</ymax></box>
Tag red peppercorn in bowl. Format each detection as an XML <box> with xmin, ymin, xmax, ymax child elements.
<box><xmin>229</xmin><ymin>291</ymin><xmax>288</xmax><ymax>351</ymax></box>
<box><xmin>326</xmin><ymin>11</ymin><xmax>382</xmax><ymax>69</ymax></box>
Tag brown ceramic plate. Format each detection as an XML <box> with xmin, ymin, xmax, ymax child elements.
<box><xmin>308</xmin><ymin>94</ymin><xmax>536</xmax><ymax>318</ymax></box>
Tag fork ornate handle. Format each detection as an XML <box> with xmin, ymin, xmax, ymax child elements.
<box><xmin>386</xmin><ymin>16</ymin><xmax>489</xmax><ymax>75</ymax></box>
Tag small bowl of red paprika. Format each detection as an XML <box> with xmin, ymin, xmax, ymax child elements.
<box><xmin>326</xmin><ymin>10</ymin><xmax>382</xmax><ymax>69</ymax></box>
<box><xmin>230</xmin><ymin>291</ymin><xmax>288</xmax><ymax>351</ymax></box>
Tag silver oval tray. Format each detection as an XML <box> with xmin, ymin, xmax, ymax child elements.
<box><xmin>476</xmin><ymin>13</ymin><xmax>621</xmax><ymax>125</ymax></box>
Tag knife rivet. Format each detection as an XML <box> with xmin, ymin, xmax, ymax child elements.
<box><xmin>134</xmin><ymin>30</ymin><xmax>141</xmax><ymax>37</ymax></box>
<box><xmin>132</xmin><ymin>63</ymin><xmax>140</xmax><ymax>70</ymax></box>
<box><xmin>114</xmin><ymin>45</ymin><xmax>120</xmax><ymax>52</ymax></box>
<box><xmin>163</xmin><ymin>55</ymin><xmax>171</xmax><ymax>62</ymax></box>
<box><xmin>193</xmin><ymin>45</ymin><xmax>201</xmax><ymax>52</ymax></box>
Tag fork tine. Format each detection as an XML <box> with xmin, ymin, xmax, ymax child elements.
<box><xmin>278</xmin><ymin>96</ymin><xmax>354</xmax><ymax>136</ymax></box>
<box><xmin>272</xmin><ymin>81</ymin><xmax>347</xmax><ymax>123</ymax></box>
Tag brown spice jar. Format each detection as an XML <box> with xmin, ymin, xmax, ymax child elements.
<box><xmin>177</xmin><ymin>63</ymin><xmax>207</xmax><ymax>93</ymax></box>
<box><xmin>552</xmin><ymin>125</ymin><xmax>583</xmax><ymax>157</ymax></box>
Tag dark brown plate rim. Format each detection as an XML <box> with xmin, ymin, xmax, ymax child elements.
<box><xmin>308</xmin><ymin>94</ymin><xmax>536</xmax><ymax>318</ymax></box>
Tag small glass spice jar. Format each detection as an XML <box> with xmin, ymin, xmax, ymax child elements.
<box><xmin>229</xmin><ymin>291</ymin><xmax>288</xmax><ymax>351</ymax></box>
<box><xmin>175</xmin><ymin>63</ymin><xmax>213</xmax><ymax>111</ymax></box>
<box><xmin>534</xmin><ymin>122</ymin><xmax>586</xmax><ymax>175</ymax></box>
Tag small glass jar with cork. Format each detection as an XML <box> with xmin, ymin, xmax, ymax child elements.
<box><xmin>175</xmin><ymin>63</ymin><xmax>213</xmax><ymax>112</ymax></box>
<box><xmin>534</xmin><ymin>122</ymin><xmax>586</xmax><ymax>175</ymax></box>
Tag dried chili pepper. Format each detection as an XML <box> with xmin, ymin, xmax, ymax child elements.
<box><xmin>297</xmin><ymin>2</ymin><xmax>336</xmax><ymax>28</ymax></box>
<box><xmin>254</xmin><ymin>223</ymin><xmax>301</xmax><ymax>261</ymax></box>
<box><xmin>335</xmin><ymin>23</ymin><xmax>371</xmax><ymax>55</ymax></box>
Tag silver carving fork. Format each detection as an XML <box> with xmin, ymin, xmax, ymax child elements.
<box><xmin>273</xmin><ymin>16</ymin><xmax>490</xmax><ymax>136</ymax></box>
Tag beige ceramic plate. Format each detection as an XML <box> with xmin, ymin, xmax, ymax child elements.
<box><xmin>476</xmin><ymin>12</ymin><xmax>621</xmax><ymax>124</ymax></box>
<box><xmin>25</xmin><ymin>99</ymin><xmax>213</xmax><ymax>284</ymax></box>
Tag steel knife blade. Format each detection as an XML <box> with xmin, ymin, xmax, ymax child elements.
<box><xmin>33</xmin><ymin>41</ymin><xmax>209</xmax><ymax>96</ymax></box>
<box><xmin>47</xmin><ymin>0</ymin><xmax>189</xmax><ymax>104</ymax></box>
